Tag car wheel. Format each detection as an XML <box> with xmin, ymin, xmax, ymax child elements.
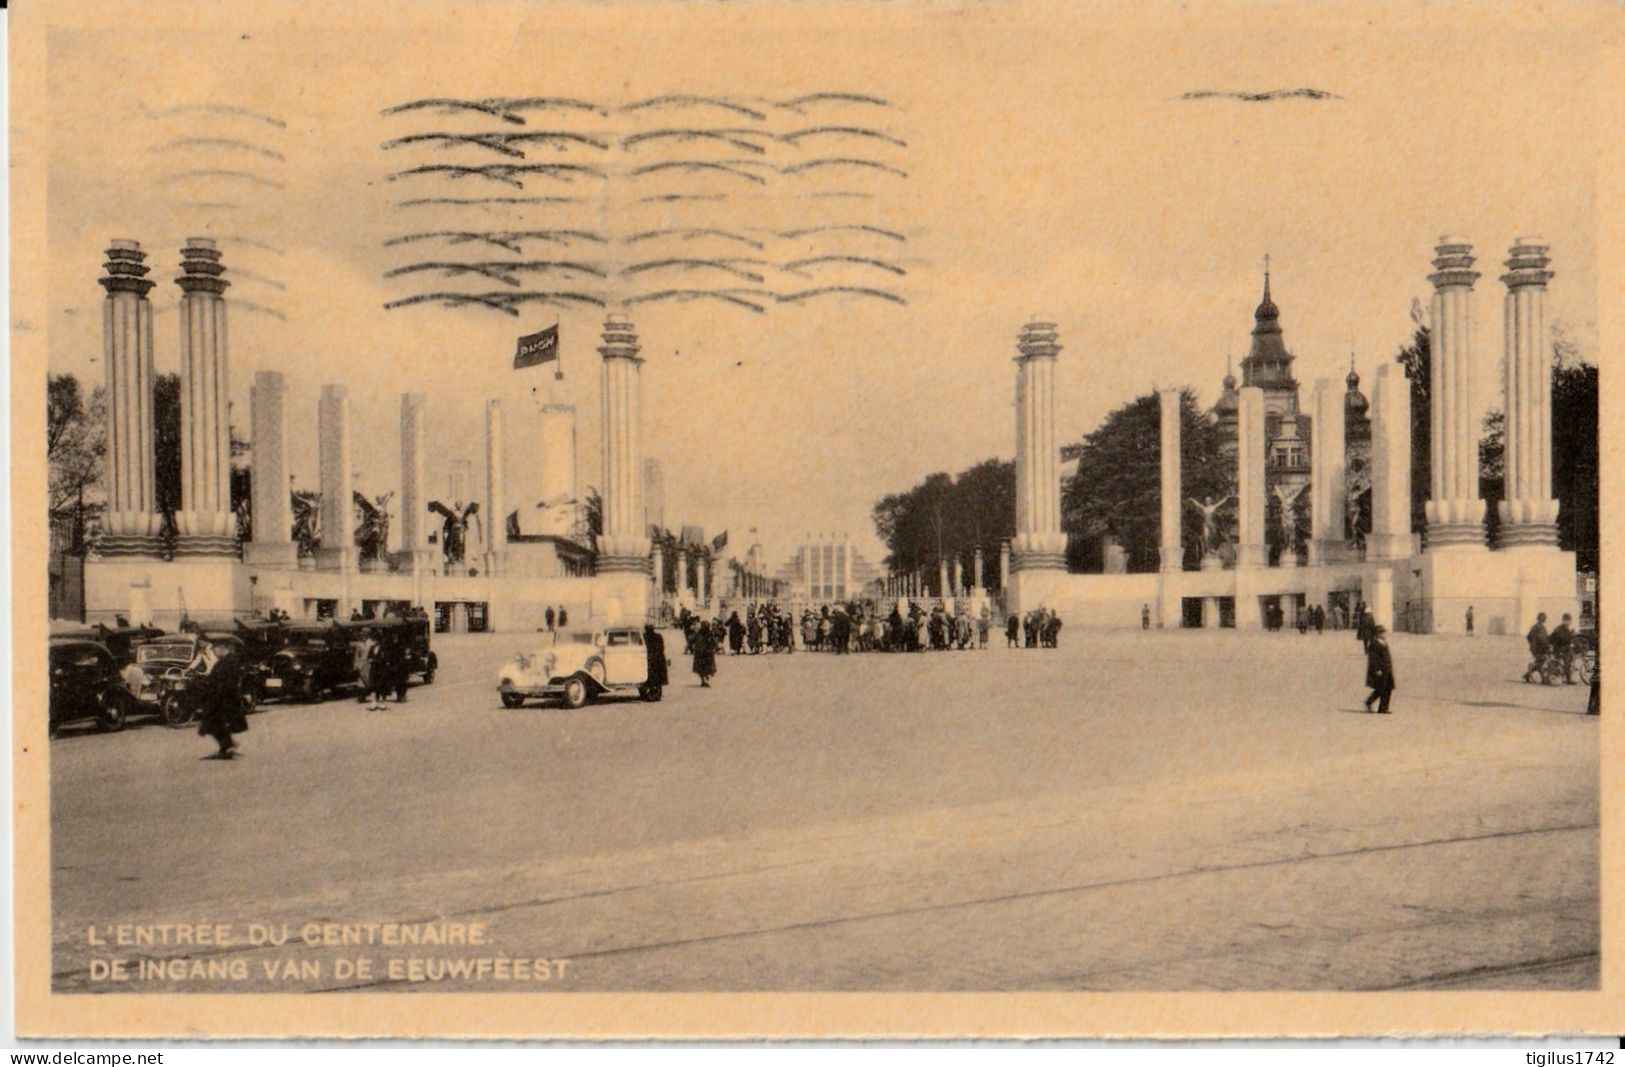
<box><xmin>302</xmin><ymin>679</ymin><xmax>320</xmax><ymax>704</ymax></box>
<box><xmin>500</xmin><ymin>691</ymin><xmax>526</xmax><ymax>709</ymax></box>
<box><xmin>640</xmin><ymin>684</ymin><xmax>662</xmax><ymax>703</ymax></box>
<box><xmin>240</xmin><ymin>682</ymin><xmax>259</xmax><ymax>716</ymax></box>
<box><xmin>161</xmin><ymin>694</ymin><xmax>192</xmax><ymax>729</ymax></box>
<box><xmin>424</xmin><ymin>654</ymin><xmax>437</xmax><ymax>684</ymax></box>
<box><xmin>586</xmin><ymin>659</ymin><xmax>607</xmax><ymax>687</ymax></box>
<box><xmin>96</xmin><ymin>690</ymin><xmax>128</xmax><ymax>733</ymax></box>
<box><xmin>563</xmin><ymin>675</ymin><xmax>592</xmax><ymax>709</ymax></box>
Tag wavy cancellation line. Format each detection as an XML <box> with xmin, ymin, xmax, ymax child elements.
<box><xmin>381</xmin><ymin>98</ymin><xmax>606</xmax><ymax>123</ymax></box>
<box><xmin>148</xmin><ymin>102</ymin><xmax>288</xmax><ymax>128</ymax></box>
<box><xmin>382</xmin><ymin>131</ymin><xmax>611</xmax><ymax>156</ymax></box>
<box><xmin>152</xmin><ymin>137</ymin><xmax>287</xmax><ymax>162</ymax></box>
<box><xmin>389</xmin><ymin>163</ymin><xmax>608</xmax><ymax>187</ymax></box>
<box><xmin>382</xmin><ymin>290</ymin><xmax>607</xmax><ymax>314</ymax></box>
<box><xmin>385</xmin><ymin>230</ymin><xmax>606</xmax><ymax>253</ymax></box>
<box><xmin>621</xmin><ymin>259</ymin><xmax>768</xmax><ymax>284</ymax></box>
<box><xmin>384</xmin><ymin>260</ymin><xmax>608</xmax><ymax>286</ymax></box>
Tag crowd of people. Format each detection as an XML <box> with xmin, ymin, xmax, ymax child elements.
<box><xmin>672</xmin><ymin>599</ymin><xmax>1059</xmax><ymax>659</ymax></box>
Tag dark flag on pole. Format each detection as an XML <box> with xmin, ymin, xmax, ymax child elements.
<box><xmin>514</xmin><ymin>324</ymin><xmax>560</xmax><ymax>373</ymax></box>
<box><xmin>711</xmin><ymin>531</ymin><xmax>729</xmax><ymax>552</ymax></box>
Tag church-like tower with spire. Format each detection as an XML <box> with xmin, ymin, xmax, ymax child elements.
<box><xmin>1212</xmin><ymin>266</ymin><xmax>1374</xmax><ymax>554</ymax></box>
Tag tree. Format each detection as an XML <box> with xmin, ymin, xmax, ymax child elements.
<box><xmin>1062</xmin><ymin>389</ymin><xmax>1231</xmax><ymax>572</ymax></box>
<box><xmin>872</xmin><ymin>460</ymin><xmax>1015</xmax><ymax>580</ymax></box>
<box><xmin>579</xmin><ymin>487</ymin><xmax>603</xmax><ymax>563</ymax></box>
<box><xmin>1552</xmin><ymin>358</ymin><xmax>1599</xmax><ymax>571</ymax></box>
<box><xmin>47</xmin><ymin>374</ymin><xmax>105</xmax><ymax>550</ymax></box>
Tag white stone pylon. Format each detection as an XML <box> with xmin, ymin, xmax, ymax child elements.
<box><xmin>244</xmin><ymin>370</ymin><xmax>297</xmax><ymax>566</ymax></box>
<box><xmin>595</xmin><ymin>314</ymin><xmax>651</xmax><ymax>573</ymax></box>
<box><xmin>174</xmin><ymin>238</ymin><xmax>237</xmax><ymax>553</ymax></box>
<box><xmin>97</xmin><ymin>239</ymin><xmax>162</xmax><ymax>552</ymax></box>
<box><xmin>484</xmin><ymin>398</ymin><xmax>506</xmax><ymax>575</ymax></box>
<box><xmin>1012</xmin><ymin>322</ymin><xmax>1067</xmax><ymax>570</ymax></box>
<box><xmin>1369</xmin><ymin>364</ymin><xmax>1413</xmax><ymax>559</ymax></box>
<box><xmin>1425</xmin><ymin>236</ymin><xmax>1486</xmax><ymax>547</ymax></box>
<box><xmin>973</xmin><ymin>547</ymin><xmax>985</xmax><ymax>590</ymax></box>
<box><xmin>1235</xmin><ymin>386</ymin><xmax>1267</xmax><ymax>567</ymax></box>
<box><xmin>1499</xmin><ymin>237</ymin><xmax>1560</xmax><ymax>547</ymax></box>
<box><xmin>316</xmin><ymin>384</ymin><xmax>357</xmax><ymax>573</ymax></box>
<box><xmin>697</xmin><ymin>555</ymin><xmax>709</xmax><ymax>607</ymax></box>
<box><xmin>999</xmin><ymin>541</ymin><xmax>1011</xmax><ymax>590</ymax></box>
<box><xmin>1158</xmin><ymin>388</ymin><xmax>1182</xmax><ymax>572</ymax></box>
<box><xmin>939</xmin><ymin>558</ymin><xmax>951</xmax><ymax>598</ymax></box>
<box><xmin>1309</xmin><ymin>378</ymin><xmax>1345</xmax><ymax>565</ymax></box>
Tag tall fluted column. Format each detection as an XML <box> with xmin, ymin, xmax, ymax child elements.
<box><xmin>1012</xmin><ymin>322</ymin><xmax>1066</xmax><ymax>570</ymax></box>
<box><xmin>1499</xmin><ymin>237</ymin><xmax>1559</xmax><ymax>547</ymax></box>
<box><xmin>97</xmin><ymin>240</ymin><xmax>162</xmax><ymax>552</ymax></box>
<box><xmin>596</xmin><ymin>314</ymin><xmax>651</xmax><ymax>572</ymax></box>
<box><xmin>174</xmin><ymin>238</ymin><xmax>236</xmax><ymax>553</ymax></box>
<box><xmin>1309</xmin><ymin>378</ymin><xmax>1345</xmax><ymax>564</ymax></box>
<box><xmin>1235</xmin><ymin>387</ymin><xmax>1266</xmax><ymax>567</ymax></box>
<box><xmin>315</xmin><ymin>384</ymin><xmax>356</xmax><ymax>572</ymax></box>
<box><xmin>999</xmin><ymin>541</ymin><xmax>1011</xmax><ymax>590</ymax></box>
<box><xmin>484</xmin><ymin>398</ymin><xmax>506</xmax><ymax>575</ymax></box>
<box><xmin>1158</xmin><ymin>388</ymin><xmax>1182</xmax><ymax>573</ymax></box>
<box><xmin>243</xmin><ymin>370</ymin><xmax>297</xmax><ymax>566</ymax></box>
<box><xmin>396</xmin><ymin>393</ymin><xmax>436</xmax><ymax>589</ymax></box>
<box><xmin>1425</xmin><ymin>237</ymin><xmax>1485</xmax><ymax>547</ymax></box>
<box><xmin>1369</xmin><ymin>365</ymin><xmax>1413</xmax><ymax>559</ymax></box>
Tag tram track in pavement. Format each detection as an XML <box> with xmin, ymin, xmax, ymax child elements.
<box><xmin>310</xmin><ymin>820</ymin><xmax>1596</xmax><ymax>992</ymax></box>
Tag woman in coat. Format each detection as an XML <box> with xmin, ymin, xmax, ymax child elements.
<box><xmin>191</xmin><ymin>637</ymin><xmax>248</xmax><ymax>758</ymax></box>
<box><xmin>643</xmin><ymin>624</ymin><xmax>670</xmax><ymax>689</ymax></box>
<box><xmin>690</xmin><ymin>621</ymin><xmax>718</xmax><ymax>687</ymax></box>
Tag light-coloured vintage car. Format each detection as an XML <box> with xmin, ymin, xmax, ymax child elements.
<box><xmin>496</xmin><ymin>625</ymin><xmax>661</xmax><ymax>709</ymax></box>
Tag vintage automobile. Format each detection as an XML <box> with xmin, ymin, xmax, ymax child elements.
<box><xmin>497</xmin><ymin>625</ymin><xmax>661</xmax><ymax>709</ymax></box>
<box><xmin>128</xmin><ymin>631</ymin><xmax>260</xmax><ymax>728</ymax></box>
<box><xmin>48</xmin><ymin>637</ymin><xmax>132</xmax><ymax>735</ymax></box>
<box><xmin>264</xmin><ymin>622</ymin><xmax>359</xmax><ymax>703</ymax></box>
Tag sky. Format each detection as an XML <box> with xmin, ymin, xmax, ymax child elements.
<box><xmin>37</xmin><ymin>2</ymin><xmax>1603</xmax><ymax>572</ymax></box>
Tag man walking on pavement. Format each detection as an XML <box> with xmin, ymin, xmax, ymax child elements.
<box><xmin>1550</xmin><ymin>613</ymin><xmax>1576</xmax><ymax>684</ymax></box>
<box><xmin>1363</xmin><ymin>625</ymin><xmax>1395</xmax><ymax>714</ymax></box>
<box><xmin>1524</xmin><ymin>612</ymin><xmax>1551</xmax><ymax>684</ymax></box>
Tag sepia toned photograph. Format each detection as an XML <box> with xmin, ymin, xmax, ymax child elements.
<box><xmin>10</xmin><ymin>0</ymin><xmax>1621</xmax><ymax>1040</ymax></box>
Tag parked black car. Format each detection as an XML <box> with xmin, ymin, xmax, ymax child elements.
<box><xmin>265</xmin><ymin>622</ymin><xmax>359</xmax><ymax>703</ymax></box>
<box><xmin>48</xmin><ymin>638</ymin><xmax>131</xmax><ymax>736</ymax></box>
<box><xmin>128</xmin><ymin>631</ymin><xmax>260</xmax><ymax>727</ymax></box>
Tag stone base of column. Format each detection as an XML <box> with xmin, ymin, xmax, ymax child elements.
<box><xmin>103</xmin><ymin>511</ymin><xmax>164</xmax><ymax>540</ymax></box>
<box><xmin>173</xmin><ymin>533</ymin><xmax>240</xmax><ymax>558</ymax></box>
<box><xmin>94</xmin><ymin>534</ymin><xmax>165</xmax><ymax>558</ymax></box>
<box><xmin>1278</xmin><ymin>553</ymin><xmax>1299</xmax><ymax>569</ymax></box>
<box><xmin>1201</xmin><ymin>597</ymin><xmax>1219</xmax><ymax>629</ymax></box>
<box><xmin>1235</xmin><ymin>544</ymin><xmax>1266</xmax><ymax>568</ymax></box>
<box><xmin>1200</xmin><ymin>553</ymin><xmax>1225</xmax><ymax>572</ymax></box>
<box><xmin>243</xmin><ymin>541</ymin><xmax>300</xmax><ymax>568</ymax></box>
<box><xmin>589</xmin><ymin>569</ymin><xmax>652</xmax><ymax>622</ymax></box>
<box><xmin>1368</xmin><ymin>567</ymin><xmax>1396</xmax><ymax>632</ymax></box>
<box><xmin>1156</xmin><ymin>574</ymin><xmax>1180</xmax><ymax>630</ymax></box>
<box><xmin>84</xmin><ymin>556</ymin><xmax>251</xmax><ymax>629</ymax></box>
<box><xmin>1426</xmin><ymin>522</ymin><xmax>1486</xmax><ymax>548</ymax></box>
<box><xmin>315</xmin><ymin>546</ymin><xmax>359</xmax><ymax>572</ymax></box>
<box><xmin>1426</xmin><ymin>499</ymin><xmax>1486</xmax><ymax>548</ymax></box>
<box><xmin>1498</xmin><ymin>498</ymin><xmax>1560</xmax><ymax>549</ymax></box>
<box><xmin>482</xmin><ymin>551</ymin><xmax>507</xmax><ymax>578</ymax></box>
<box><xmin>1416</xmin><ymin>545</ymin><xmax>1575</xmax><ymax>635</ymax></box>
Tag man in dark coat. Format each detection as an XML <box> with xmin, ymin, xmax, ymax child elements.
<box><xmin>1006</xmin><ymin>614</ymin><xmax>1019</xmax><ymax>648</ymax></box>
<box><xmin>1363</xmin><ymin>625</ymin><xmax>1395</xmax><ymax>714</ymax></box>
<box><xmin>1550</xmin><ymin>614</ymin><xmax>1576</xmax><ymax>684</ymax></box>
<box><xmin>727</xmin><ymin>611</ymin><xmax>745</xmax><ymax>655</ymax></box>
<box><xmin>1524</xmin><ymin>612</ymin><xmax>1551</xmax><ymax>683</ymax></box>
<box><xmin>192</xmin><ymin>637</ymin><xmax>248</xmax><ymax>757</ymax></box>
<box><xmin>643</xmin><ymin>624</ymin><xmax>669</xmax><ymax>688</ymax></box>
<box><xmin>545</xmin><ymin>606</ymin><xmax>556</xmax><ymax>631</ymax></box>
<box><xmin>690</xmin><ymin>621</ymin><xmax>718</xmax><ymax>687</ymax></box>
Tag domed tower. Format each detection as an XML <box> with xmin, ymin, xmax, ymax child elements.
<box><xmin>1240</xmin><ymin>265</ymin><xmax>1301</xmax><ymax>432</ymax></box>
<box><xmin>1343</xmin><ymin>354</ymin><xmax>1371</xmax><ymax>449</ymax></box>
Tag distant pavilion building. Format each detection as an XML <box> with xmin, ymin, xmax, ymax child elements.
<box><xmin>774</xmin><ymin>534</ymin><xmax>883</xmax><ymax>602</ymax></box>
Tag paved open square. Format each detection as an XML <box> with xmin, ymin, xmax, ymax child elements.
<box><xmin>50</xmin><ymin>628</ymin><xmax>1596</xmax><ymax>993</ymax></box>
